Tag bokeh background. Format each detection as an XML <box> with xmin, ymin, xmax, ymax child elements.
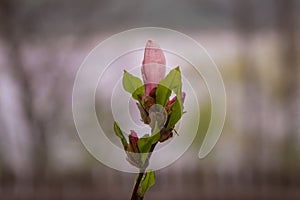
<box><xmin>1</xmin><ymin>0</ymin><xmax>300</xmax><ymax>199</ymax></box>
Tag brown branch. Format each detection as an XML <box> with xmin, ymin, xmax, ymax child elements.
<box><xmin>130</xmin><ymin>143</ymin><xmax>157</xmax><ymax>200</ymax></box>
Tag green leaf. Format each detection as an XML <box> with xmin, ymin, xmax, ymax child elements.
<box><xmin>156</xmin><ymin>85</ymin><xmax>172</xmax><ymax>107</ymax></box>
<box><xmin>137</xmin><ymin>123</ymin><xmax>160</xmax><ymax>164</ymax></box>
<box><xmin>167</xmin><ymin>98</ymin><xmax>182</xmax><ymax>128</ymax></box>
<box><xmin>156</xmin><ymin>67</ymin><xmax>183</xmax><ymax>127</ymax></box>
<box><xmin>156</xmin><ymin>67</ymin><xmax>182</xmax><ymax>107</ymax></box>
<box><xmin>137</xmin><ymin>123</ymin><xmax>160</xmax><ymax>153</ymax></box>
<box><xmin>137</xmin><ymin>137</ymin><xmax>153</xmax><ymax>154</ymax></box>
<box><xmin>122</xmin><ymin>70</ymin><xmax>144</xmax><ymax>102</ymax></box>
<box><xmin>113</xmin><ymin>121</ymin><xmax>127</xmax><ymax>147</ymax></box>
<box><xmin>138</xmin><ymin>135</ymin><xmax>152</xmax><ymax>165</ymax></box>
<box><xmin>139</xmin><ymin>170</ymin><xmax>156</xmax><ymax>197</ymax></box>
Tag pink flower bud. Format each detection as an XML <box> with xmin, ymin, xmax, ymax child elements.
<box><xmin>142</xmin><ymin>40</ymin><xmax>166</xmax><ymax>95</ymax></box>
<box><xmin>130</xmin><ymin>130</ymin><xmax>139</xmax><ymax>143</ymax></box>
<box><xmin>167</xmin><ymin>92</ymin><xmax>186</xmax><ymax>106</ymax></box>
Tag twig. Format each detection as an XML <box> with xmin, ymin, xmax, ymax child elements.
<box><xmin>131</xmin><ymin>171</ymin><xmax>144</xmax><ymax>200</ymax></box>
<box><xmin>130</xmin><ymin>143</ymin><xmax>157</xmax><ymax>200</ymax></box>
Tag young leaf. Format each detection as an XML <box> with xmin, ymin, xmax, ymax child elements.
<box><xmin>155</xmin><ymin>85</ymin><xmax>171</xmax><ymax>107</ymax></box>
<box><xmin>137</xmin><ymin>137</ymin><xmax>153</xmax><ymax>155</ymax></box>
<box><xmin>137</xmin><ymin>122</ymin><xmax>160</xmax><ymax>153</ymax></box>
<box><xmin>122</xmin><ymin>70</ymin><xmax>144</xmax><ymax>101</ymax></box>
<box><xmin>113</xmin><ymin>121</ymin><xmax>127</xmax><ymax>147</ymax></box>
<box><xmin>156</xmin><ymin>67</ymin><xmax>183</xmax><ymax>128</ymax></box>
<box><xmin>170</xmin><ymin>67</ymin><xmax>183</xmax><ymax>115</ymax></box>
<box><xmin>167</xmin><ymin>98</ymin><xmax>182</xmax><ymax>128</ymax></box>
<box><xmin>156</xmin><ymin>67</ymin><xmax>182</xmax><ymax>107</ymax></box>
<box><xmin>139</xmin><ymin>170</ymin><xmax>156</xmax><ymax>197</ymax></box>
<box><xmin>137</xmin><ymin>122</ymin><xmax>160</xmax><ymax>164</ymax></box>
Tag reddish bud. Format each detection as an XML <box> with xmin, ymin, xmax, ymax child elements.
<box><xmin>130</xmin><ymin>130</ymin><xmax>139</xmax><ymax>143</ymax></box>
<box><xmin>167</xmin><ymin>92</ymin><xmax>186</xmax><ymax>106</ymax></box>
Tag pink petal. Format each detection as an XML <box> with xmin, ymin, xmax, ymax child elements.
<box><xmin>142</xmin><ymin>40</ymin><xmax>166</xmax><ymax>65</ymax></box>
<box><xmin>141</xmin><ymin>40</ymin><xmax>166</xmax><ymax>95</ymax></box>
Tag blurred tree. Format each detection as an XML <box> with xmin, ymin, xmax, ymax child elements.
<box><xmin>276</xmin><ymin>0</ymin><xmax>299</xmax><ymax>171</ymax></box>
<box><xmin>276</xmin><ymin>0</ymin><xmax>298</xmax><ymax>135</ymax></box>
<box><xmin>233</xmin><ymin>0</ymin><xmax>263</xmax><ymax>171</ymax></box>
<box><xmin>0</xmin><ymin>0</ymin><xmax>48</xmax><ymax>183</ymax></box>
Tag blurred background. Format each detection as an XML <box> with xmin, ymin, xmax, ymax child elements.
<box><xmin>0</xmin><ymin>0</ymin><xmax>300</xmax><ymax>199</ymax></box>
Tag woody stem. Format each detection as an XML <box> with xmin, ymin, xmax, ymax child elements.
<box><xmin>130</xmin><ymin>143</ymin><xmax>157</xmax><ymax>200</ymax></box>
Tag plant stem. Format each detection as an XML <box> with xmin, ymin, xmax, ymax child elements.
<box><xmin>130</xmin><ymin>143</ymin><xmax>157</xmax><ymax>200</ymax></box>
<box><xmin>131</xmin><ymin>171</ymin><xmax>145</xmax><ymax>200</ymax></box>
